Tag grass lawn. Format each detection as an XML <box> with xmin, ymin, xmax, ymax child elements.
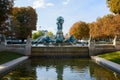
<box><xmin>98</xmin><ymin>51</ymin><xmax>120</xmax><ymax>64</ymax></box>
<box><xmin>0</xmin><ymin>51</ymin><xmax>23</xmax><ymax>65</ymax></box>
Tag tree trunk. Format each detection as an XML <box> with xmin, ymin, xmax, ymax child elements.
<box><xmin>113</xmin><ymin>35</ymin><xmax>117</xmax><ymax>45</ymax></box>
<box><xmin>21</xmin><ymin>38</ymin><xmax>24</xmax><ymax>43</ymax></box>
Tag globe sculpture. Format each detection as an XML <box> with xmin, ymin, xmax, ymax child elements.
<box><xmin>56</xmin><ymin>16</ymin><xmax>64</xmax><ymax>43</ymax></box>
<box><xmin>32</xmin><ymin>16</ymin><xmax>77</xmax><ymax>46</ymax></box>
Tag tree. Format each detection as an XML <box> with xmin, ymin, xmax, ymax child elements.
<box><xmin>89</xmin><ymin>14</ymin><xmax>120</xmax><ymax>40</ymax></box>
<box><xmin>102</xmin><ymin>14</ymin><xmax>115</xmax><ymax>37</ymax></box>
<box><xmin>114</xmin><ymin>14</ymin><xmax>120</xmax><ymax>36</ymax></box>
<box><xmin>69</xmin><ymin>21</ymin><xmax>89</xmax><ymax>40</ymax></box>
<box><xmin>106</xmin><ymin>0</ymin><xmax>120</xmax><ymax>14</ymax></box>
<box><xmin>106</xmin><ymin>0</ymin><xmax>120</xmax><ymax>39</ymax></box>
<box><xmin>12</xmin><ymin>6</ymin><xmax>37</xmax><ymax>42</ymax></box>
<box><xmin>0</xmin><ymin>0</ymin><xmax>14</xmax><ymax>35</ymax></box>
<box><xmin>32</xmin><ymin>30</ymin><xmax>44</xmax><ymax>40</ymax></box>
<box><xmin>46</xmin><ymin>31</ymin><xmax>55</xmax><ymax>38</ymax></box>
<box><xmin>32</xmin><ymin>30</ymin><xmax>55</xmax><ymax>40</ymax></box>
<box><xmin>89</xmin><ymin>14</ymin><xmax>115</xmax><ymax>39</ymax></box>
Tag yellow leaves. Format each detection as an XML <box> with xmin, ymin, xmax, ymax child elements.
<box><xmin>107</xmin><ymin>0</ymin><xmax>120</xmax><ymax>14</ymax></box>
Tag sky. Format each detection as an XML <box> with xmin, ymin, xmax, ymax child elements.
<box><xmin>14</xmin><ymin>0</ymin><xmax>111</xmax><ymax>35</ymax></box>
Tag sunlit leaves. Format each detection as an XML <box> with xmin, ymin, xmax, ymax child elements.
<box><xmin>32</xmin><ymin>31</ymin><xmax>44</xmax><ymax>40</ymax></box>
<box><xmin>69</xmin><ymin>21</ymin><xmax>89</xmax><ymax>40</ymax></box>
<box><xmin>32</xmin><ymin>31</ymin><xmax>54</xmax><ymax>40</ymax></box>
<box><xmin>107</xmin><ymin>0</ymin><xmax>120</xmax><ymax>14</ymax></box>
<box><xmin>89</xmin><ymin>14</ymin><xmax>120</xmax><ymax>39</ymax></box>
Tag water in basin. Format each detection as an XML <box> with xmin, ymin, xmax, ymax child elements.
<box><xmin>1</xmin><ymin>58</ymin><xmax>120</xmax><ymax>80</ymax></box>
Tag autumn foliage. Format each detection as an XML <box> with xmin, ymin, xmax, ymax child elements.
<box><xmin>107</xmin><ymin>0</ymin><xmax>120</xmax><ymax>14</ymax></box>
<box><xmin>69</xmin><ymin>14</ymin><xmax>120</xmax><ymax>40</ymax></box>
<box><xmin>69</xmin><ymin>21</ymin><xmax>89</xmax><ymax>39</ymax></box>
<box><xmin>69</xmin><ymin>0</ymin><xmax>120</xmax><ymax>40</ymax></box>
<box><xmin>89</xmin><ymin>14</ymin><xmax>120</xmax><ymax>39</ymax></box>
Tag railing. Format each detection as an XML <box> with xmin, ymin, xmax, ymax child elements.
<box><xmin>6</xmin><ymin>44</ymin><xmax>26</xmax><ymax>49</ymax></box>
<box><xmin>94</xmin><ymin>44</ymin><xmax>115</xmax><ymax>49</ymax></box>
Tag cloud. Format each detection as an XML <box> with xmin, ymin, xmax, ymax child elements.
<box><xmin>63</xmin><ymin>0</ymin><xmax>70</xmax><ymax>5</ymax></box>
<box><xmin>33</xmin><ymin>0</ymin><xmax>45</xmax><ymax>8</ymax></box>
<box><xmin>33</xmin><ymin>0</ymin><xmax>54</xmax><ymax>9</ymax></box>
<box><xmin>46</xmin><ymin>3</ymin><xmax>55</xmax><ymax>7</ymax></box>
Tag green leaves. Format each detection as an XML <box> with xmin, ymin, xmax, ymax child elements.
<box><xmin>32</xmin><ymin>31</ymin><xmax>44</xmax><ymax>40</ymax></box>
<box><xmin>0</xmin><ymin>0</ymin><xmax>13</xmax><ymax>34</ymax></box>
<box><xmin>12</xmin><ymin>7</ymin><xmax>37</xmax><ymax>39</ymax></box>
<box><xmin>32</xmin><ymin>31</ymin><xmax>55</xmax><ymax>40</ymax></box>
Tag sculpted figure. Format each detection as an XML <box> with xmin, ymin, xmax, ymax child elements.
<box><xmin>57</xmin><ymin>16</ymin><xmax>64</xmax><ymax>31</ymax></box>
<box><xmin>56</xmin><ymin>16</ymin><xmax>64</xmax><ymax>43</ymax></box>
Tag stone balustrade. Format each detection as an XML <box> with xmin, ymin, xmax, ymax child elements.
<box><xmin>0</xmin><ymin>38</ymin><xmax>120</xmax><ymax>57</ymax></box>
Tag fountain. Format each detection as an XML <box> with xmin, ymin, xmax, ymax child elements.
<box><xmin>1</xmin><ymin>16</ymin><xmax>120</xmax><ymax>79</ymax></box>
<box><xmin>31</xmin><ymin>16</ymin><xmax>89</xmax><ymax>57</ymax></box>
<box><xmin>32</xmin><ymin>16</ymin><xmax>76</xmax><ymax>46</ymax></box>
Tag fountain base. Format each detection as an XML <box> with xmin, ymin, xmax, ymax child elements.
<box><xmin>31</xmin><ymin>46</ymin><xmax>89</xmax><ymax>58</ymax></box>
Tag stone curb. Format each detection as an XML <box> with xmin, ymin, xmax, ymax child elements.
<box><xmin>0</xmin><ymin>56</ymin><xmax>29</xmax><ymax>76</ymax></box>
<box><xmin>91</xmin><ymin>56</ymin><xmax>120</xmax><ymax>74</ymax></box>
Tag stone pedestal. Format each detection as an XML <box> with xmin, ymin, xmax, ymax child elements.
<box><xmin>56</xmin><ymin>30</ymin><xmax>64</xmax><ymax>43</ymax></box>
<box><xmin>0</xmin><ymin>34</ymin><xmax>7</xmax><ymax>46</ymax></box>
<box><xmin>116</xmin><ymin>41</ymin><xmax>120</xmax><ymax>51</ymax></box>
<box><xmin>88</xmin><ymin>41</ymin><xmax>95</xmax><ymax>56</ymax></box>
<box><xmin>25</xmin><ymin>36</ymin><xmax>32</xmax><ymax>56</ymax></box>
<box><xmin>113</xmin><ymin>36</ymin><xmax>120</xmax><ymax>50</ymax></box>
<box><xmin>31</xmin><ymin>46</ymin><xmax>89</xmax><ymax>57</ymax></box>
<box><xmin>0</xmin><ymin>45</ymin><xmax>6</xmax><ymax>51</ymax></box>
<box><xmin>88</xmin><ymin>36</ymin><xmax>95</xmax><ymax>56</ymax></box>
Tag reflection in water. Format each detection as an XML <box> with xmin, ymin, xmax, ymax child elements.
<box><xmin>1</xmin><ymin>58</ymin><xmax>120</xmax><ymax>80</ymax></box>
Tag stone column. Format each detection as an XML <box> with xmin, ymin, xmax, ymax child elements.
<box><xmin>88</xmin><ymin>36</ymin><xmax>95</xmax><ymax>56</ymax></box>
<box><xmin>113</xmin><ymin>36</ymin><xmax>120</xmax><ymax>51</ymax></box>
<box><xmin>116</xmin><ymin>41</ymin><xmax>120</xmax><ymax>51</ymax></box>
<box><xmin>25</xmin><ymin>36</ymin><xmax>32</xmax><ymax>56</ymax></box>
<box><xmin>0</xmin><ymin>34</ymin><xmax>6</xmax><ymax>51</ymax></box>
<box><xmin>113</xmin><ymin>36</ymin><xmax>117</xmax><ymax>47</ymax></box>
<box><xmin>0</xmin><ymin>34</ymin><xmax>6</xmax><ymax>46</ymax></box>
<box><xmin>0</xmin><ymin>45</ymin><xmax>6</xmax><ymax>51</ymax></box>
